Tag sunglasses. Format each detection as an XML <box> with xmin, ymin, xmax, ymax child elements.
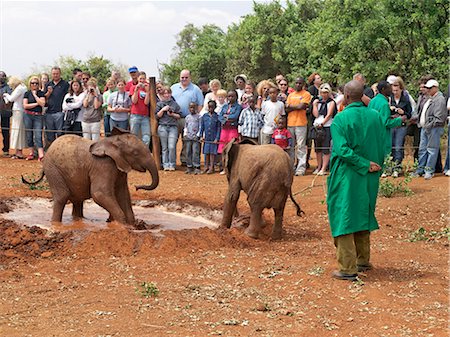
<box><xmin>82</xmin><ymin>78</ymin><xmax>89</xmax><ymax>81</ymax></box>
<box><xmin>280</xmin><ymin>83</ymin><xmax>287</xmax><ymax>86</ymax></box>
<box><xmin>30</xmin><ymin>82</ymin><xmax>39</xmax><ymax>85</ymax></box>
<box><xmin>181</xmin><ymin>77</ymin><xmax>189</xmax><ymax>79</ymax></box>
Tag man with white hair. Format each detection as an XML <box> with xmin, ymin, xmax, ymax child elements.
<box><xmin>411</xmin><ymin>79</ymin><xmax>447</xmax><ymax>179</ymax></box>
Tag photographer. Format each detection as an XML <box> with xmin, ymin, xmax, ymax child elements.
<box><xmin>129</xmin><ymin>72</ymin><xmax>151</xmax><ymax>146</ymax></box>
<box><xmin>156</xmin><ymin>86</ymin><xmax>181</xmax><ymax>170</ymax></box>
<box><xmin>81</xmin><ymin>78</ymin><xmax>103</xmax><ymax>141</ymax></box>
<box><xmin>62</xmin><ymin>79</ymin><xmax>85</xmax><ymax>136</ymax></box>
<box><xmin>107</xmin><ymin>79</ymin><xmax>131</xmax><ymax>131</ymax></box>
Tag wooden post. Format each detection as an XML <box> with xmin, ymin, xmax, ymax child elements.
<box><xmin>148</xmin><ymin>77</ymin><xmax>161</xmax><ymax>170</ymax></box>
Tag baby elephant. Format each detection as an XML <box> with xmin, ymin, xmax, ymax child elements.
<box><xmin>220</xmin><ymin>139</ymin><xmax>303</xmax><ymax>239</ymax></box>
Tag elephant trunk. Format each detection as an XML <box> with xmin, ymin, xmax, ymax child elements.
<box><xmin>135</xmin><ymin>157</ymin><xmax>159</xmax><ymax>191</ymax></box>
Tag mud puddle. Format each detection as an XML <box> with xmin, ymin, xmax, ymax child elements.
<box><xmin>2</xmin><ymin>198</ymin><xmax>220</xmax><ymax>233</ymax></box>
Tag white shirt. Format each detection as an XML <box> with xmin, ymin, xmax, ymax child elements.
<box><xmin>261</xmin><ymin>100</ymin><xmax>285</xmax><ymax>134</ymax></box>
<box><xmin>419</xmin><ymin>98</ymin><xmax>431</xmax><ymax>128</ymax></box>
<box><xmin>62</xmin><ymin>91</ymin><xmax>86</xmax><ymax>122</ymax></box>
<box><xmin>3</xmin><ymin>83</ymin><xmax>27</xmax><ymax>111</ymax></box>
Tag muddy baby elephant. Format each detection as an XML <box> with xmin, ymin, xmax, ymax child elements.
<box><xmin>220</xmin><ymin>139</ymin><xmax>303</xmax><ymax>239</ymax></box>
<box><xmin>22</xmin><ymin>128</ymin><xmax>159</xmax><ymax>226</ymax></box>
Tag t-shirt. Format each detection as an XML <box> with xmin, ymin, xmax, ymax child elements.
<box><xmin>170</xmin><ymin>82</ymin><xmax>204</xmax><ymax>118</ymax></box>
<box><xmin>286</xmin><ymin>90</ymin><xmax>312</xmax><ymax>127</ymax></box>
<box><xmin>272</xmin><ymin>128</ymin><xmax>292</xmax><ymax>149</ymax></box>
<box><xmin>45</xmin><ymin>80</ymin><xmax>69</xmax><ymax>113</ymax></box>
<box><xmin>23</xmin><ymin>90</ymin><xmax>45</xmax><ymax>113</ymax></box>
<box><xmin>108</xmin><ymin>91</ymin><xmax>131</xmax><ymax>121</ymax></box>
<box><xmin>261</xmin><ymin>100</ymin><xmax>285</xmax><ymax>134</ymax></box>
<box><xmin>125</xmin><ymin>80</ymin><xmax>138</xmax><ymax>93</ymax></box>
<box><xmin>129</xmin><ymin>85</ymin><xmax>149</xmax><ymax>116</ymax></box>
<box><xmin>83</xmin><ymin>95</ymin><xmax>103</xmax><ymax>123</ymax></box>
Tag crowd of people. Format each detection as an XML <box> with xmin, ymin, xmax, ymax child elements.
<box><xmin>0</xmin><ymin>67</ymin><xmax>449</xmax><ymax>179</ymax></box>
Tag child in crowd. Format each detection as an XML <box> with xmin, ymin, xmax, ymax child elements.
<box><xmin>200</xmin><ymin>100</ymin><xmax>221</xmax><ymax>174</ymax></box>
<box><xmin>240</xmin><ymin>81</ymin><xmax>255</xmax><ymax>109</ymax></box>
<box><xmin>260</xmin><ymin>87</ymin><xmax>285</xmax><ymax>144</ymax></box>
<box><xmin>271</xmin><ymin>117</ymin><xmax>293</xmax><ymax>152</ymax></box>
<box><xmin>215</xmin><ymin>89</ymin><xmax>227</xmax><ymax>114</ymax></box>
<box><xmin>184</xmin><ymin>102</ymin><xmax>201</xmax><ymax>174</ymax></box>
<box><xmin>238</xmin><ymin>96</ymin><xmax>263</xmax><ymax>143</ymax></box>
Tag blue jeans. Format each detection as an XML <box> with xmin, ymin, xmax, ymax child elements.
<box><xmin>416</xmin><ymin>127</ymin><xmax>444</xmax><ymax>174</ymax></box>
<box><xmin>24</xmin><ymin>113</ymin><xmax>44</xmax><ymax>148</ymax></box>
<box><xmin>444</xmin><ymin>126</ymin><xmax>450</xmax><ymax>172</ymax></box>
<box><xmin>110</xmin><ymin>119</ymin><xmax>129</xmax><ymax>131</ymax></box>
<box><xmin>104</xmin><ymin>113</ymin><xmax>111</xmax><ymax>137</ymax></box>
<box><xmin>185</xmin><ymin>138</ymin><xmax>201</xmax><ymax>168</ymax></box>
<box><xmin>391</xmin><ymin>126</ymin><xmax>408</xmax><ymax>169</ymax></box>
<box><xmin>130</xmin><ymin>114</ymin><xmax>151</xmax><ymax>146</ymax></box>
<box><xmin>158</xmin><ymin>125</ymin><xmax>178</xmax><ymax>169</ymax></box>
<box><xmin>45</xmin><ymin>111</ymin><xmax>64</xmax><ymax>144</ymax></box>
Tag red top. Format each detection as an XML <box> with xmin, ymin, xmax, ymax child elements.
<box><xmin>272</xmin><ymin>128</ymin><xmax>292</xmax><ymax>149</ymax></box>
<box><xmin>129</xmin><ymin>85</ymin><xmax>149</xmax><ymax>116</ymax></box>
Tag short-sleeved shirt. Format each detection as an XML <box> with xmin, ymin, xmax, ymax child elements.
<box><xmin>272</xmin><ymin>128</ymin><xmax>292</xmax><ymax>149</ymax></box>
<box><xmin>170</xmin><ymin>82</ymin><xmax>204</xmax><ymax>118</ymax></box>
<box><xmin>108</xmin><ymin>91</ymin><xmax>131</xmax><ymax>121</ymax></box>
<box><xmin>83</xmin><ymin>95</ymin><xmax>103</xmax><ymax>123</ymax></box>
<box><xmin>286</xmin><ymin>90</ymin><xmax>312</xmax><ymax>127</ymax></box>
<box><xmin>129</xmin><ymin>85</ymin><xmax>149</xmax><ymax>116</ymax></box>
<box><xmin>45</xmin><ymin>80</ymin><xmax>69</xmax><ymax>113</ymax></box>
<box><xmin>23</xmin><ymin>90</ymin><xmax>45</xmax><ymax>113</ymax></box>
<box><xmin>125</xmin><ymin>80</ymin><xmax>137</xmax><ymax>93</ymax></box>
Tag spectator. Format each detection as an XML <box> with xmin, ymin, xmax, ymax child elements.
<box><xmin>184</xmin><ymin>102</ymin><xmax>202</xmax><ymax>175</ymax></box>
<box><xmin>218</xmin><ymin>90</ymin><xmax>242</xmax><ymax>173</ymax></box>
<box><xmin>156</xmin><ymin>86</ymin><xmax>181</xmax><ymax>171</ymax></box>
<box><xmin>214</xmin><ymin>89</ymin><xmax>227</xmax><ymax>115</ymax></box>
<box><xmin>170</xmin><ymin>69</ymin><xmax>204</xmax><ymax>165</ymax></box>
<box><xmin>62</xmin><ymin>79</ymin><xmax>85</xmax><ymax>136</ymax></box>
<box><xmin>255</xmin><ymin>79</ymin><xmax>276</xmax><ymax>110</ymax></box>
<box><xmin>411</xmin><ymin>80</ymin><xmax>447</xmax><ymax>179</ymax></box>
<box><xmin>307</xmin><ymin>73</ymin><xmax>323</xmax><ymax>168</ymax></box>
<box><xmin>271</xmin><ymin>117</ymin><xmax>293</xmax><ymax>152</ymax></box>
<box><xmin>40</xmin><ymin>73</ymin><xmax>49</xmax><ymax>92</ymax></box>
<box><xmin>130</xmin><ymin>73</ymin><xmax>151</xmax><ymax>146</ymax></box>
<box><xmin>72</xmin><ymin>68</ymin><xmax>83</xmax><ymax>82</ymax></box>
<box><xmin>260</xmin><ymin>87</ymin><xmax>285</xmax><ymax>145</ymax></box>
<box><xmin>327</xmin><ymin>80</ymin><xmax>385</xmax><ymax>281</ymax></box>
<box><xmin>156</xmin><ymin>80</ymin><xmax>164</xmax><ymax>102</ymax></box>
<box><xmin>276</xmin><ymin>73</ymin><xmax>295</xmax><ymax>94</ymax></box>
<box><xmin>371</xmin><ymin>82</ymin><xmax>379</xmax><ymax>96</ymax></box>
<box><xmin>334</xmin><ymin>85</ymin><xmax>345</xmax><ymax>110</ymax></box>
<box><xmin>202</xmin><ymin>79</ymin><xmax>221</xmax><ymax>112</ymax></box>
<box><xmin>102</xmin><ymin>78</ymin><xmax>116</xmax><ymax>136</ymax></box>
<box><xmin>43</xmin><ymin>67</ymin><xmax>69</xmax><ymax>146</ymax></box>
<box><xmin>125</xmin><ymin>66</ymin><xmax>139</xmax><ymax>92</ymax></box>
<box><xmin>286</xmin><ymin>77</ymin><xmax>312</xmax><ymax>176</ymax></box>
<box><xmin>2</xmin><ymin>77</ymin><xmax>27</xmax><ymax>159</ymax></box>
<box><xmin>103</xmin><ymin>70</ymin><xmax>121</xmax><ymax>92</ymax></box>
<box><xmin>277</xmin><ymin>78</ymin><xmax>290</xmax><ymax>103</ymax></box>
<box><xmin>389</xmin><ymin>79</ymin><xmax>412</xmax><ymax>177</ymax></box>
<box><xmin>307</xmin><ymin>72</ymin><xmax>322</xmax><ymax>99</ymax></box>
<box><xmin>81</xmin><ymin>78</ymin><xmax>103</xmax><ymax>141</ymax></box>
<box><xmin>0</xmin><ymin>71</ymin><xmax>12</xmax><ymax>156</ymax></box>
<box><xmin>108</xmin><ymin>79</ymin><xmax>131</xmax><ymax>131</ymax></box>
<box><xmin>240</xmin><ymin>81</ymin><xmax>255</xmax><ymax>109</ymax></box>
<box><xmin>353</xmin><ymin>73</ymin><xmax>374</xmax><ymax>104</ymax></box>
<box><xmin>200</xmin><ymin>100</ymin><xmax>221</xmax><ymax>174</ymax></box>
<box><xmin>198</xmin><ymin>77</ymin><xmax>211</xmax><ymax>97</ymax></box>
<box><xmin>238</xmin><ymin>96</ymin><xmax>263</xmax><ymax>144</ymax></box>
<box><xmin>81</xmin><ymin>72</ymin><xmax>91</xmax><ymax>91</ymax></box>
<box><xmin>23</xmin><ymin>76</ymin><xmax>45</xmax><ymax>161</ymax></box>
<box><xmin>311</xmin><ymin>83</ymin><xmax>336</xmax><ymax>175</ymax></box>
<box><xmin>234</xmin><ymin>74</ymin><xmax>247</xmax><ymax>101</ymax></box>
<box><xmin>368</xmin><ymin>81</ymin><xmax>405</xmax><ymax>162</ymax></box>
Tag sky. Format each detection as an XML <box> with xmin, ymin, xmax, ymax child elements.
<box><xmin>0</xmin><ymin>0</ymin><xmax>255</xmax><ymax>79</ymax></box>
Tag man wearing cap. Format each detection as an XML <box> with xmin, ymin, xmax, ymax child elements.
<box><xmin>327</xmin><ymin>80</ymin><xmax>385</xmax><ymax>281</ymax></box>
<box><xmin>234</xmin><ymin>74</ymin><xmax>247</xmax><ymax>102</ymax></box>
<box><xmin>368</xmin><ymin>81</ymin><xmax>406</xmax><ymax>158</ymax></box>
<box><xmin>125</xmin><ymin>66</ymin><xmax>139</xmax><ymax>93</ymax></box>
<box><xmin>411</xmin><ymin>79</ymin><xmax>447</xmax><ymax>179</ymax></box>
<box><xmin>171</xmin><ymin>69</ymin><xmax>204</xmax><ymax>165</ymax></box>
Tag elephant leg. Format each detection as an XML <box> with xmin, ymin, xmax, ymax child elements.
<box><xmin>48</xmin><ymin>181</ymin><xmax>70</xmax><ymax>223</ymax></box>
<box><xmin>220</xmin><ymin>184</ymin><xmax>240</xmax><ymax>229</ymax></box>
<box><xmin>91</xmin><ymin>189</ymin><xmax>127</xmax><ymax>225</ymax></box>
<box><xmin>245</xmin><ymin>205</ymin><xmax>263</xmax><ymax>239</ymax></box>
<box><xmin>71</xmin><ymin>201</ymin><xmax>84</xmax><ymax>220</ymax></box>
<box><xmin>116</xmin><ymin>177</ymin><xmax>135</xmax><ymax>225</ymax></box>
<box><xmin>271</xmin><ymin>206</ymin><xmax>285</xmax><ymax>240</ymax></box>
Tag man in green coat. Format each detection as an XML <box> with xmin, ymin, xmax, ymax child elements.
<box><xmin>327</xmin><ymin>80</ymin><xmax>386</xmax><ymax>281</ymax></box>
<box><xmin>368</xmin><ymin>81</ymin><xmax>406</xmax><ymax>158</ymax></box>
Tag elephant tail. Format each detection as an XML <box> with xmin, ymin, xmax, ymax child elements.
<box><xmin>22</xmin><ymin>170</ymin><xmax>45</xmax><ymax>185</ymax></box>
<box><xmin>290</xmin><ymin>189</ymin><xmax>305</xmax><ymax>216</ymax></box>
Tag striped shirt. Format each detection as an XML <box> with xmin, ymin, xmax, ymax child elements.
<box><xmin>238</xmin><ymin>107</ymin><xmax>263</xmax><ymax>139</ymax></box>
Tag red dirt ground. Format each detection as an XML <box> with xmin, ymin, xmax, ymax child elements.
<box><xmin>0</xmin><ymin>152</ymin><xmax>448</xmax><ymax>336</ymax></box>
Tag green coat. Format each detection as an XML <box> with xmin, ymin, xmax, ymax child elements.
<box><xmin>368</xmin><ymin>93</ymin><xmax>402</xmax><ymax>156</ymax></box>
<box><xmin>327</xmin><ymin>102</ymin><xmax>386</xmax><ymax>237</ymax></box>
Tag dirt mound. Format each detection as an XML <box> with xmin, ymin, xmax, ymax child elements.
<box><xmin>0</xmin><ymin>220</ymin><xmax>70</xmax><ymax>261</ymax></box>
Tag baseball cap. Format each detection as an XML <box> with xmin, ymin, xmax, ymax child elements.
<box><xmin>386</xmin><ymin>75</ymin><xmax>397</xmax><ymax>84</ymax></box>
<box><xmin>128</xmin><ymin>66</ymin><xmax>138</xmax><ymax>73</ymax></box>
<box><xmin>424</xmin><ymin>79</ymin><xmax>439</xmax><ymax>89</ymax></box>
<box><xmin>319</xmin><ymin>83</ymin><xmax>332</xmax><ymax>93</ymax></box>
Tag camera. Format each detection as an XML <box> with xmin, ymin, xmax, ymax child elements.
<box><xmin>89</xmin><ymin>88</ymin><xmax>95</xmax><ymax>93</ymax></box>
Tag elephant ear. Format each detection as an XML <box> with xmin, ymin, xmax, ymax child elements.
<box><xmin>90</xmin><ymin>138</ymin><xmax>132</xmax><ymax>173</ymax></box>
<box><xmin>222</xmin><ymin>138</ymin><xmax>238</xmax><ymax>174</ymax></box>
